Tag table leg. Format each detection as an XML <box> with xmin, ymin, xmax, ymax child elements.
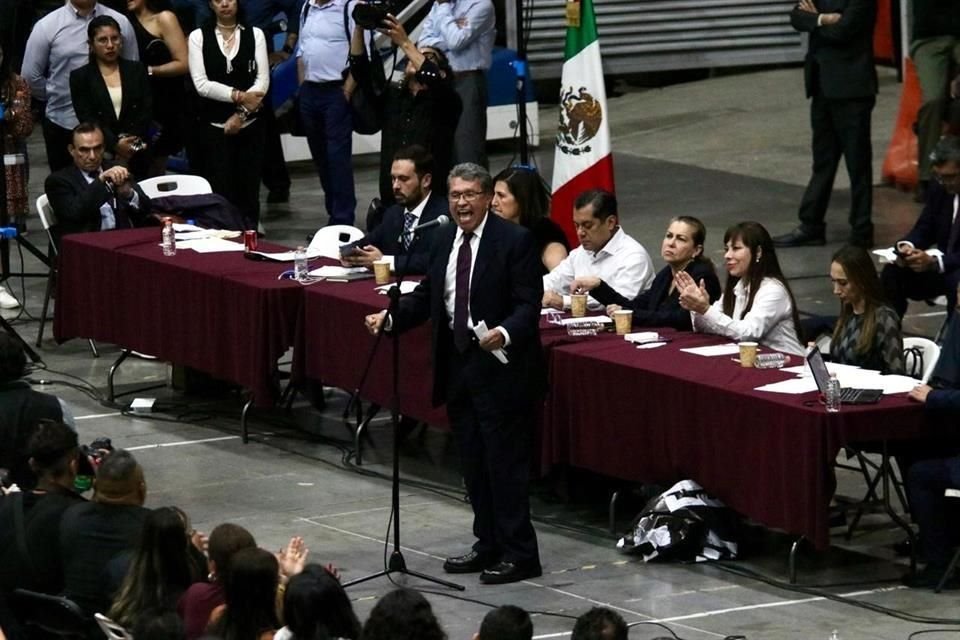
<box><xmin>107</xmin><ymin>350</ymin><xmax>131</xmax><ymax>402</ymax></box>
<box><xmin>241</xmin><ymin>396</ymin><xmax>253</xmax><ymax>444</ymax></box>
<box><xmin>789</xmin><ymin>536</ymin><xmax>806</xmax><ymax>584</ymax></box>
<box><xmin>354</xmin><ymin>403</ymin><xmax>381</xmax><ymax>466</ymax></box>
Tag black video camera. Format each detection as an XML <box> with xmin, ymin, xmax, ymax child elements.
<box><xmin>352</xmin><ymin>1</ymin><xmax>393</xmax><ymax>29</ymax></box>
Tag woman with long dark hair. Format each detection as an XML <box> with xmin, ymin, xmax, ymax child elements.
<box><xmin>829</xmin><ymin>245</ymin><xmax>904</xmax><ymax>374</ymax></box>
<box><xmin>70</xmin><ymin>15</ymin><xmax>153</xmax><ymax>176</ymax></box>
<box><xmin>109</xmin><ymin>506</ymin><xmax>204</xmax><ymax>628</ymax></box>
<box><xmin>678</xmin><ymin>221</ymin><xmax>804</xmax><ymax>355</ymax></box>
<box><xmin>275</xmin><ymin>565</ymin><xmax>359</xmax><ymax>640</ymax></box>
<box><xmin>575</xmin><ymin>216</ymin><xmax>721</xmax><ymax>330</ymax></box>
<box><xmin>491</xmin><ymin>166</ymin><xmax>568</xmax><ymax>274</ymax></box>
<box><xmin>207</xmin><ymin>547</ymin><xmax>279</xmax><ymax>640</ymax></box>
<box><xmin>0</xmin><ymin>41</ymin><xmax>32</xmax><ymax>309</ymax></box>
<box><xmin>126</xmin><ymin>0</ymin><xmax>189</xmax><ymax>176</ymax></box>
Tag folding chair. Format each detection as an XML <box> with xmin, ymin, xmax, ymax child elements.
<box><xmin>10</xmin><ymin>589</ymin><xmax>91</xmax><ymax>638</ymax></box>
<box><xmin>137</xmin><ymin>174</ymin><xmax>213</xmax><ymax>199</ymax></box>
<box><xmin>903</xmin><ymin>337</ymin><xmax>941</xmax><ymax>384</ymax></box>
<box><xmin>35</xmin><ymin>194</ymin><xmax>98</xmax><ymax>357</ymax></box>
<box><xmin>94</xmin><ymin>613</ymin><xmax>133</xmax><ymax>640</ymax></box>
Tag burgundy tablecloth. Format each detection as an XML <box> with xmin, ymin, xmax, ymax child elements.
<box><xmin>542</xmin><ymin>329</ymin><xmax>928</xmax><ymax>549</ymax></box>
<box><xmin>55</xmin><ymin>229</ymin><xmax>303</xmax><ymax>407</ymax></box>
<box><xmin>295</xmin><ymin>275</ymin><xmax>449</xmax><ymax>428</ymax></box>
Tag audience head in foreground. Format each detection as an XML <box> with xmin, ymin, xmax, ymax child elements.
<box><xmin>283</xmin><ymin>564</ymin><xmax>361</xmax><ymax>640</ymax></box>
<box><xmin>210</xmin><ymin>547</ymin><xmax>279</xmax><ymax>640</ymax></box>
<box><xmin>94</xmin><ymin>448</ymin><xmax>146</xmax><ymax>505</ymax></box>
<box><xmin>475</xmin><ymin>605</ymin><xmax>532</xmax><ymax>640</ymax></box>
<box><xmin>361</xmin><ymin>588</ymin><xmax>446</xmax><ymax>640</ymax></box>
<box><xmin>571</xmin><ymin>607</ymin><xmax>628</xmax><ymax>640</ymax></box>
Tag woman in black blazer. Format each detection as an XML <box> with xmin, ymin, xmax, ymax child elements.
<box><xmin>572</xmin><ymin>216</ymin><xmax>722</xmax><ymax>330</ymax></box>
<box><xmin>70</xmin><ymin>15</ymin><xmax>153</xmax><ymax>177</ymax></box>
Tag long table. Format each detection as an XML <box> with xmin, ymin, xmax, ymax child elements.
<box><xmin>54</xmin><ymin>229</ymin><xmax>303</xmax><ymax>411</ymax></box>
<box><xmin>53</xmin><ymin>231</ymin><xmax>929</xmax><ymax>549</ymax></box>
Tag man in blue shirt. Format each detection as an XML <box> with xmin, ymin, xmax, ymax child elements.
<box><xmin>418</xmin><ymin>0</ymin><xmax>495</xmax><ymax>168</ymax></box>
<box><xmin>21</xmin><ymin>0</ymin><xmax>139</xmax><ymax>172</ymax></box>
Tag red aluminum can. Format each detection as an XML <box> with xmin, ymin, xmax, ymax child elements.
<box><xmin>244</xmin><ymin>230</ymin><xmax>258</xmax><ymax>252</ymax></box>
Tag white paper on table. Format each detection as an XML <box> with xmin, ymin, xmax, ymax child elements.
<box><xmin>680</xmin><ymin>343</ymin><xmax>741</xmax><ymax>357</ymax></box>
<box><xmin>309</xmin><ymin>265</ymin><xmax>367</xmax><ymax>278</ymax></box>
<box><xmin>375</xmin><ymin>281</ymin><xmax>419</xmax><ymax>295</ymax></box>
<box><xmin>175</xmin><ymin>229</ymin><xmax>241</xmax><ymax>241</ymax></box>
<box><xmin>876</xmin><ymin>374</ymin><xmax>921</xmax><ymax>395</ymax></box>
<box><xmin>784</xmin><ymin>361</ymin><xmax>867</xmax><ymax>376</ymax></box>
<box><xmin>172</xmin><ymin>223</ymin><xmax>204</xmax><ymax>232</ymax></box>
<box><xmin>755</xmin><ymin>377</ymin><xmax>820</xmax><ymax>394</ymax></box>
<box><xmin>248</xmin><ymin>249</ymin><xmax>324</xmax><ymax>262</ymax></box>
<box><xmin>559</xmin><ymin>315</ymin><xmax>613</xmax><ymax>326</ymax></box>
<box><xmin>540</xmin><ymin>308</ymin><xmax>556</xmax><ymax>315</ymax></box>
<box><xmin>178</xmin><ymin>237</ymin><xmax>246</xmax><ymax>253</ymax></box>
<box><xmin>636</xmin><ymin>341</ymin><xmax>668</xmax><ymax>350</ymax></box>
<box><xmin>473</xmin><ymin>320</ymin><xmax>508</xmax><ymax>364</ymax></box>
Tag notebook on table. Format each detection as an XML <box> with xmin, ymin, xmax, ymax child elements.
<box><xmin>806</xmin><ymin>346</ymin><xmax>883</xmax><ymax>405</ymax></box>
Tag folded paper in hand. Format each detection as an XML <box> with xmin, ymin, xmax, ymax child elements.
<box><xmin>473</xmin><ymin>320</ymin><xmax>508</xmax><ymax>364</ymax></box>
<box><xmin>375</xmin><ymin>281</ymin><xmax>419</xmax><ymax>295</ymax></box>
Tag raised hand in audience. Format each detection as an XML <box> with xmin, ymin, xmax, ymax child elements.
<box><xmin>277</xmin><ymin>536</ymin><xmax>309</xmax><ymax>581</ymax></box>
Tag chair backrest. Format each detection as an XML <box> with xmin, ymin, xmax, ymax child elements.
<box><xmin>815</xmin><ymin>334</ymin><xmax>832</xmax><ymax>356</ymax></box>
<box><xmin>904</xmin><ymin>337</ymin><xmax>941</xmax><ymax>384</ymax></box>
<box><xmin>94</xmin><ymin>613</ymin><xmax>133</xmax><ymax>640</ymax></box>
<box><xmin>138</xmin><ymin>174</ymin><xmax>213</xmax><ymax>199</ymax></box>
<box><xmin>11</xmin><ymin>589</ymin><xmax>90</xmax><ymax>638</ymax></box>
<box><xmin>36</xmin><ymin>194</ymin><xmax>56</xmax><ymax>231</ymax></box>
<box><xmin>307</xmin><ymin>225</ymin><xmax>365</xmax><ymax>259</ymax></box>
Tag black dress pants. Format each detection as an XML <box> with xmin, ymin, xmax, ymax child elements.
<box><xmin>797</xmin><ymin>95</ymin><xmax>875</xmax><ymax>243</ymax></box>
<box><xmin>201</xmin><ymin>119</ymin><xmax>264</xmax><ymax>228</ymax></box>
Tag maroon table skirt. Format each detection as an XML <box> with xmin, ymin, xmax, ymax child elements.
<box><xmin>296</xmin><ymin>276</ymin><xmax>449</xmax><ymax>428</ymax></box>
<box><xmin>543</xmin><ymin>329</ymin><xmax>928</xmax><ymax>549</ymax></box>
<box><xmin>55</xmin><ymin>229</ymin><xmax>303</xmax><ymax>407</ymax></box>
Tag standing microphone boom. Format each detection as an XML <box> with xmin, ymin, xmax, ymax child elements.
<box><xmin>405</xmin><ymin>214</ymin><xmax>450</xmax><ymax>234</ymax></box>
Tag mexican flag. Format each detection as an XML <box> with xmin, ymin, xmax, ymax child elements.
<box><xmin>550</xmin><ymin>0</ymin><xmax>615</xmax><ymax>246</ymax></box>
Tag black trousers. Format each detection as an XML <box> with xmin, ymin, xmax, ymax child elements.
<box><xmin>42</xmin><ymin>118</ymin><xmax>73</xmax><ymax>173</ymax></box>
<box><xmin>797</xmin><ymin>95</ymin><xmax>875</xmax><ymax>243</ymax></box>
<box><xmin>201</xmin><ymin>119</ymin><xmax>264</xmax><ymax>228</ymax></box>
<box><xmin>444</xmin><ymin>343</ymin><xmax>539</xmax><ymax>564</ymax></box>
<box><xmin>880</xmin><ymin>263</ymin><xmax>960</xmax><ymax>318</ymax></box>
<box><xmin>258</xmin><ymin>92</ymin><xmax>290</xmax><ymax>194</ymax></box>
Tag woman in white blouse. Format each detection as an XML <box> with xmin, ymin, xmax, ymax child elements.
<box><xmin>188</xmin><ymin>0</ymin><xmax>268</xmax><ymax>228</ymax></box>
<box><xmin>677</xmin><ymin>221</ymin><xmax>804</xmax><ymax>356</ymax></box>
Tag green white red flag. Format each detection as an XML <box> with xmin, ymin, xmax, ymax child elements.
<box><xmin>550</xmin><ymin>0</ymin><xmax>615</xmax><ymax>245</ymax></box>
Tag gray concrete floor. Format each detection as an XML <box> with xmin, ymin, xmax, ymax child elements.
<box><xmin>2</xmin><ymin>63</ymin><xmax>957</xmax><ymax>640</ymax></box>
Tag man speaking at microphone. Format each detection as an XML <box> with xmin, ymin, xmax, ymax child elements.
<box><xmin>341</xmin><ymin>146</ymin><xmax>449</xmax><ymax>276</ymax></box>
<box><xmin>365</xmin><ymin>162</ymin><xmax>544</xmax><ymax>584</ymax></box>
<box><xmin>44</xmin><ymin>121</ymin><xmax>151</xmax><ymax>243</ymax></box>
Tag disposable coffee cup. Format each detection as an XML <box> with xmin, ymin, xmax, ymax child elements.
<box><xmin>614</xmin><ymin>309</ymin><xmax>633</xmax><ymax>335</ymax></box>
<box><xmin>372</xmin><ymin>259</ymin><xmax>391</xmax><ymax>285</ymax></box>
<box><xmin>738</xmin><ymin>341</ymin><xmax>758</xmax><ymax>368</ymax></box>
<box><xmin>570</xmin><ymin>293</ymin><xmax>588</xmax><ymax>318</ymax></box>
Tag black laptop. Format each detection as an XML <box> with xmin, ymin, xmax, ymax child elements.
<box><xmin>806</xmin><ymin>345</ymin><xmax>883</xmax><ymax>405</ymax></box>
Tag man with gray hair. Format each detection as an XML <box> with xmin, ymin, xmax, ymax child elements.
<box><xmin>881</xmin><ymin>135</ymin><xmax>960</xmax><ymax>318</ymax></box>
<box><xmin>365</xmin><ymin>162</ymin><xmax>543</xmax><ymax>584</ymax></box>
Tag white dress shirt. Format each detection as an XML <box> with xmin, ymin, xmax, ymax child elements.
<box><xmin>417</xmin><ymin>0</ymin><xmax>495</xmax><ymax>72</ymax></box>
<box><xmin>692</xmin><ymin>277</ymin><xmax>804</xmax><ymax>356</ymax></box>
<box><xmin>296</xmin><ymin>0</ymin><xmax>353</xmax><ymax>82</ymax></box>
<box><xmin>542</xmin><ymin>227</ymin><xmax>654</xmax><ymax>309</ymax></box>
<box><xmin>386</xmin><ymin>192</ymin><xmax>430</xmax><ymax>272</ymax></box>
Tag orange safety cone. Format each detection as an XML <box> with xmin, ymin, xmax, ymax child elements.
<box><xmin>881</xmin><ymin>57</ymin><xmax>921</xmax><ymax>190</ymax></box>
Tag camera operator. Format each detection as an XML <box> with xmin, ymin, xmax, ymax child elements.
<box><xmin>295</xmin><ymin>0</ymin><xmax>358</xmax><ymax>226</ymax></box>
<box><xmin>44</xmin><ymin>121</ymin><xmax>152</xmax><ymax>243</ymax></box>
<box><xmin>350</xmin><ymin>13</ymin><xmax>460</xmax><ymax>204</ymax></box>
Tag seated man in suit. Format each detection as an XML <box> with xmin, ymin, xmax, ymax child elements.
<box><xmin>881</xmin><ymin>136</ymin><xmax>960</xmax><ymax>318</ymax></box>
<box><xmin>341</xmin><ymin>145</ymin><xmax>447</xmax><ymax>276</ymax></box>
<box><xmin>904</xmin><ymin>291</ymin><xmax>960</xmax><ymax>588</ymax></box>
<box><xmin>542</xmin><ymin>189</ymin><xmax>654</xmax><ymax>311</ymax></box>
<box><xmin>44</xmin><ymin>121</ymin><xmax>151</xmax><ymax>242</ymax></box>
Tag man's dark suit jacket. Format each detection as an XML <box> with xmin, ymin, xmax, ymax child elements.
<box><xmin>349</xmin><ymin>191</ymin><xmax>448</xmax><ymax>275</ymax></box>
<box><xmin>791</xmin><ymin>0</ymin><xmax>877</xmax><ymax>99</ymax></box>
<box><xmin>929</xmin><ymin>314</ymin><xmax>960</xmax><ymax>411</ymax></box>
<box><xmin>589</xmin><ymin>260</ymin><xmax>722</xmax><ymax>331</ymax></box>
<box><xmin>69</xmin><ymin>59</ymin><xmax>152</xmax><ymax>153</ymax></box>
<box><xmin>44</xmin><ymin>164</ymin><xmax>151</xmax><ymax>241</ymax></box>
<box><xmin>393</xmin><ymin>212</ymin><xmax>543</xmax><ymax>407</ymax></box>
<box><xmin>901</xmin><ymin>181</ymin><xmax>960</xmax><ymax>275</ymax></box>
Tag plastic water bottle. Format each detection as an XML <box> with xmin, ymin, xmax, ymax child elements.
<box><xmin>161</xmin><ymin>218</ymin><xmax>176</xmax><ymax>256</ymax></box>
<box><xmin>293</xmin><ymin>246</ymin><xmax>308</xmax><ymax>281</ymax></box>
<box><xmin>825</xmin><ymin>373</ymin><xmax>841</xmax><ymax>413</ymax></box>
<box><xmin>754</xmin><ymin>353</ymin><xmax>789</xmax><ymax>369</ymax></box>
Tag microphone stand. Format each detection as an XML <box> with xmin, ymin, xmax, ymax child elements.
<box><xmin>345</xmin><ymin>224</ymin><xmax>464</xmax><ymax>591</ymax></box>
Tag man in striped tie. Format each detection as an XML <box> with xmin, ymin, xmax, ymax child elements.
<box><xmin>341</xmin><ymin>145</ymin><xmax>449</xmax><ymax>276</ymax></box>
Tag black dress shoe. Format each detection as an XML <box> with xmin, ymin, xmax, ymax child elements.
<box><xmin>479</xmin><ymin>560</ymin><xmax>542</xmax><ymax>585</ymax></box>
<box><xmin>266</xmin><ymin>189</ymin><xmax>290</xmax><ymax>204</ymax></box>
<box><xmin>772</xmin><ymin>227</ymin><xmax>826</xmax><ymax>248</ymax></box>
<box><xmin>443</xmin><ymin>550</ymin><xmax>495</xmax><ymax>574</ymax></box>
<box><xmin>902</xmin><ymin>564</ymin><xmax>959</xmax><ymax>590</ymax></box>
<box><xmin>893</xmin><ymin>538</ymin><xmax>913</xmax><ymax>558</ymax></box>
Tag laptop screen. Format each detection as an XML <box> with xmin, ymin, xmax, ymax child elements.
<box><xmin>805</xmin><ymin>345</ymin><xmax>830</xmax><ymax>394</ymax></box>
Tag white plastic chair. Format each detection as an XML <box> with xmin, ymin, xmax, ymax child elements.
<box><xmin>307</xmin><ymin>225</ymin><xmax>365</xmax><ymax>259</ymax></box>
<box><xmin>815</xmin><ymin>334</ymin><xmax>831</xmax><ymax>356</ymax></box>
<box><xmin>137</xmin><ymin>174</ymin><xmax>213</xmax><ymax>199</ymax></box>
<box><xmin>35</xmin><ymin>194</ymin><xmax>98</xmax><ymax>357</ymax></box>
<box><xmin>903</xmin><ymin>337</ymin><xmax>941</xmax><ymax>384</ymax></box>
<box><xmin>94</xmin><ymin>613</ymin><xmax>133</xmax><ymax>640</ymax></box>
